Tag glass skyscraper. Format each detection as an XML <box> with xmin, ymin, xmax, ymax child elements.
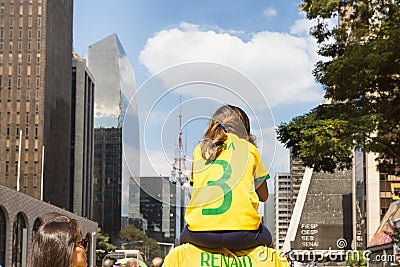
<box><xmin>88</xmin><ymin>33</ymin><xmax>140</xmax><ymax>244</ymax></box>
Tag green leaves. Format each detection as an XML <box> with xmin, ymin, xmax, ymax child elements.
<box><xmin>277</xmin><ymin>0</ymin><xmax>400</xmax><ymax>174</ymax></box>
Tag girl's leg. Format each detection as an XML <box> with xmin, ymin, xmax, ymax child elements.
<box><xmin>179</xmin><ymin>224</ymin><xmax>272</xmax><ymax>250</ymax></box>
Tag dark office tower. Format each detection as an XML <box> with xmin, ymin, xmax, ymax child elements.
<box><xmin>0</xmin><ymin>0</ymin><xmax>73</xmax><ymax>209</ymax></box>
<box><xmin>93</xmin><ymin>127</ymin><xmax>122</xmax><ymax>244</ymax></box>
<box><xmin>72</xmin><ymin>52</ymin><xmax>95</xmax><ymax>218</ymax></box>
<box><xmin>140</xmin><ymin>176</ymin><xmax>177</xmax><ymax>242</ymax></box>
<box><xmin>89</xmin><ymin>34</ymin><xmax>139</xmax><ymax>244</ymax></box>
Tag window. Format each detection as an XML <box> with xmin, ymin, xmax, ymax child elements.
<box><xmin>0</xmin><ymin>207</ymin><xmax>5</xmax><ymax>266</ymax></box>
<box><xmin>28</xmin><ymin>29</ymin><xmax>31</xmax><ymax>39</ymax></box>
<box><xmin>19</xmin><ymin>5</ymin><xmax>23</xmax><ymax>15</ymax></box>
<box><xmin>26</xmin><ymin>90</ymin><xmax>30</xmax><ymax>100</ymax></box>
<box><xmin>27</xmin><ymin>41</ymin><xmax>30</xmax><ymax>51</ymax></box>
<box><xmin>27</xmin><ymin>77</ymin><xmax>30</xmax><ymax>87</ymax></box>
<box><xmin>12</xmin><ymin>213</ymin><xmax>27</xmax><ymax>267</ymax></box>
<box><xmin>27</xmin><ymin>54</ymin><xmax>30</xmax><ymax>63</ymax></box>
<box><xmin>35</xmin><ymin>78</ymin><xmax>39</xmax><ymax>87</ymax></box>
<box><xmin>37</xmin><ymin>30</ymin><xmax>40</xmax><ymax>39</ymax></box>
<box><xmin>36</xmin><ymin>66</ymin><xmax>39</xmax><ymax>75</ymax></box>
<box><xmin>37</xmin><ymin>41</ymin><xmax>40</xmax><ymax>51</ymax></box>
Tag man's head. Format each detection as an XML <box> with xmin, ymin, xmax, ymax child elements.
<box><xmin>151</xmin><ymin>257</ymin><xmax>163</xmax><ymax>267</ymax></box>
<box><xmin>102</xmin><ymin>259</ymin><xmax>114</xmax><ymax>267</ymax></box>
<box><xmin>126</xmin><ymin>258</ymin><xmax>139</xmax><ymax>267</ymax></box>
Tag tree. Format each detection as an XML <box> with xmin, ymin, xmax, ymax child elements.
<box><xmin>277</xmin><ymin>0</ymin><xmax>400</xmax><ymax>174</ymax></box>
<box><xmin>119</xmin><ymin>225</ymin><xmax>160</xmax><ymax>260</ymax></box>
<box><xmin>96</xmin><ymin>228</ymin><xmax>117</xmax><ymax>267</ymax></box>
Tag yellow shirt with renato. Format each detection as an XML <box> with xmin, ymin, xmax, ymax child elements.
<box><xmin>185</xmin><ymin>133</ymin><xmax>270</xmax><ymax>231</ymax></box>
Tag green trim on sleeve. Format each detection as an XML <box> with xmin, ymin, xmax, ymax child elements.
<box><xmin>254</xmin><ymin>173</ymin><xmax>270</xmax><ymax>183</ymax></box>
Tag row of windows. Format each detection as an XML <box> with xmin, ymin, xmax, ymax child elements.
<box><xmin>5</xmin><ymin>111</ymin><xmax>39</xmax><ymax>122</ymax></box>
<box><xmin>3</xmin><ymin>89</ymin><xmax>40</xmax><ymax>100</ymax></box>
<box><xmin>2</xmin><ymin>101</ymin><xmax>40</xmax><ymax>114</ymax></box>
<box><xmin>0</xmin><ymin>28</ymin><xmax>41</xmax><ymax>40</ymax></box>
<box><xmin>5</xmin><ymin>161</ymin><xmax>40</xmax><ymax>174</ymax></box>
<box><xmin>0</xmin><ymin>76</ymin><xmax>40</xmax><ymax>88</ymax></box>
<box><xmin>6</xmin><ymin>126</ymin><xmax>39</xmax><ymax>137</ymax></box>
<box><xmin>3</xmin><ymin>0</ymin><xmax>42</xmax><ymax>4</ymax></box>
<box><xmin>0</xmin><ymin>40</ymin><xmax>41</xmax><ymax>51</ymax></box>
<box><xmin>0</xmin><ymin>53</ymin><xmax>41</xmax><ymax>66</ymax></box>
<box><xmin>0</xmin><ymin>65</ymin><xmax>40</xmax><ymax>80</ymax></box>
<box><xmin>0</xmin><ymin>15</ymin><xmax>42</xmax><ymax>28</ymax></box>
<box><xmin>1</xmin><ymin>4</ymin><xmax>42</xmax><ymax>17</ymax></box>
<box><xmin>1</xmin><ymin>77</ymin><xmax>41</xmax><ymax>88</ymax></box>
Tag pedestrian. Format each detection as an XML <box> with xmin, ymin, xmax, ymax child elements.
<box><xmin>126</xmin><ymin>258</ymin><xmax>140</xmax><ymax>267</ymax></box>
<box><xmin>179</xmin><ymin>104</ymin><xmax>273</xmax><ymax>250</ymax></box>
<box><xmin>151</xmin><ymin>257</ymin><xmax>163</xmax><ymax>267</ymax></box>
<box><xmin>27</xmin><ymin>213</ymin><xmax>88</xmax><ymax>267</ymax></box>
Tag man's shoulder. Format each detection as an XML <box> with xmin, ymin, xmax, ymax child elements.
<box><xmin>163</xmin><ymin>243</ymin><xmax>289</xmax><ymax>267</ymax></box>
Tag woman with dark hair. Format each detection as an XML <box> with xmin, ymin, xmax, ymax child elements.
<box><xmin>27</xmin><ymin>213</ymin><xmax>88</xmax><ymax>267</ymax></box>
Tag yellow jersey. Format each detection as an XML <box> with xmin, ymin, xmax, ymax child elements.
<box><xmin>163</xmin><ymin>243</ymin><xmax>289</xmax><ymax>267</ymax></box>
<box><xmin>185</xmin><ymin>133</ymin><xmax>270</xmax><ymax>231</ymax></box>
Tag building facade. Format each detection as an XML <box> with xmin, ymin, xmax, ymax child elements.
<box><xmin>88</xmin><ymin>33</ymin><xmax>139</xmax><ymax>244</ymax></box>
<box><xmin>0</xmin><ymin>0</ymin><xmax>75</xmax><ymax>209</ymax></box>
<box><xmin>140</xmin><ymin>176</ymin><xmax>176</xmax><ymax>243</ymax></box>
<box><xmin>71</xmin><ymin>52</ymin><xmax>95</xmax><ymax>218</ymax></box>
<box><xmin>274</xmin><ymin>173</ymin><xmax>292</xmax><ymax>250</ymax></box>
<box><xmin>0</xmin><ymin>184</ymin><xmax>98</xmax><ymax>267</ymax></box>
<box><xmin>93</xmin><ymin>127</ymin><xmax>122</xmax><ymax>244</ymax></box>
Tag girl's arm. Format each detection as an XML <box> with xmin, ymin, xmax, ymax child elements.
<box><xmin>256</xmin><ymin>180</ymin><xmax>269</xmax><ymax>202</ymax></box>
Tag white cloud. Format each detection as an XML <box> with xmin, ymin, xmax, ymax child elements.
<box><xmin>263</xmin><ymin>7</ymin><xmax>277</xmax><ymax>18</ymax></box>
<box><xmin>139</xmin><ymin>21</ymin><xmax>324</xmax><ymax>108</ymax></box>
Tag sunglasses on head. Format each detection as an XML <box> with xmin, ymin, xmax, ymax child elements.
<box><xmin>77</xmin><ymin>233</ymin><xmax>88</xmax><ymax>250</ymax></box>
<box><xmin>77</xmin><ymin>238</ymin><xmax>88</xmax><ymax>250</ymax></box>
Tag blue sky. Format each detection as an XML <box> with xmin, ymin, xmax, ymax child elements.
<box><xmin>73</xmin><ymin>0</ymin><xmax>327</xmax><ymax>191</ymax></box>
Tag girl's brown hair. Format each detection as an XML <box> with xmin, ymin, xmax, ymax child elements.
<box><xmin>27</xmin><ymin>213</ymin><xmax>79</xmax><ymax>267</ymax></box>
<box><xmin>201</xmin><ymin>105</ymin><xmax>256</xmax><ymax>162</ymax></box>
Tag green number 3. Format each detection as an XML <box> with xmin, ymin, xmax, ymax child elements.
<box><xmin>202</xmin><ymin>160</ymin><xmax>232</xmax><ymax>215</ymax></box>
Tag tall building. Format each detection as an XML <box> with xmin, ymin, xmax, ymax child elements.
<box><xmin>71</xmin><ymin>52</ymin><xmax>95</xmax><ymax>218</ymax></box>
<box><xmin>169</xmin><ymin>103</ymin><xmax>190</xmax><ymax>241</ymax></box>
<box><xmin>0</xmin><ymin>0</ymin><xmax>74</xmax><ymax>209</ymax></box>
<box><xmin>140</xmin><ymin>176</ymin><xmax>176</xmax><ymax>242</ymax></box>
<box><xmin>93</xmin><ymin>127</ymin><xmax>122</xmax><ymax>244</ymax></box>
<box><xmin>274</xmin><ymin>173</ymin><xmax>292</xmax><ymax>250</ymax></box>
<box><xmin>284</xmin><ymin>165</ymin><xmax>353</xmax><ymax>254</ymax></box>
<box><xmin>263</xmin><ymin>192</ymin><xmax>275</xmax><ymax>245</ymax></box>
<box><xmin>89</xmin><ymin>33</ymin><xmax>139</xmax><ymax>244</ymax></box>
<box><xmin>290</xmin><ymin>154</ymin><xmax>306</xmax><ymax>209</ymax></box>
